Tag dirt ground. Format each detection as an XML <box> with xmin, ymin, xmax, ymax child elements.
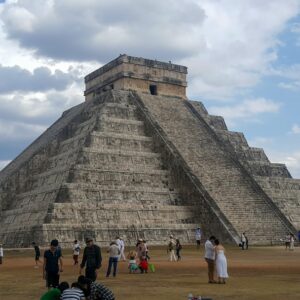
<box><xmin>0</xmin><ymin>245</ymin><xmax>299</xmax><ymax>300</ymax></box>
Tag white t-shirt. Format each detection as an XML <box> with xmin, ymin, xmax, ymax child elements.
<box><xmin>0</xmin><ymin>247</ymin><xmax>3</xmax><ymax>257</ymax></box>
<box><xmin>119</xmin><ymin>239</ymin><xmax>125</xmax><ymax>250</ymax></box>
<box><xmin>204</xmin><ymin>240</ymin><xmax>215</xmax><ymax>260</ymax></box>
<box><xmin>73</xmin><ymin>243</ymin><xmax>80</xmax><ymax>255</ymax></box>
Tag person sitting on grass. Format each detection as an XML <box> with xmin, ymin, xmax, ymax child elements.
<box><xmin>40</xmin><ymin>281</ymin><xmax>69</xmax><ymax>300</ymax></box>
<box><xmin>139</xmin><ymin>256</ymin><xmax>148</xmax><ymax>273</ymax></box>
<box><xmin>77</xmin><ymin>275</ymin><xmax>115</xmax><ymax>300</ymax></box>
<box><xmin>61</xmin><ymin>282</ymin><xmax>85</xmax><ymax>300</ymax></box>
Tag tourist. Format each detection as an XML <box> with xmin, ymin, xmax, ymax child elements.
<box><xmin>204</xmin><ymin>236</ymin><xmax>216</xmax><ymax>283</ymax></box>
<box><xmin>241</xmin><ymin>232</ymin><xmax>247</xmax><ymax>250</ymax></box>
<box><xmin>167</xmin><ymin>235</ymin><xmax>177</xmax><ymax>261</ymax></box>
<box><xmin>138</xmin><ymin>256</ymin><xmax>148</xmax><ymax>273</ymax></box>
<box><xmin>80</xmin><ymin>237</ymin><xmax>102</xmax><ymax>281</ymax></box>
<box><xmin>175</xmin><ymin>239</ymin><xmax>182</xmax><ymax>261</ymax></box>
<box><xmin>43</xmin><ymin>239</ymin><xmax>63</xmax><ymax>289</ymax></box>
<box><xmin>119</xmin><ymin>237</ymin><xmax>126</xmax><ymax>261</ymax></box>
<box><xmin>77</xmin><ymin>275</ymin><xmax>115</xmax><ymax>300</ymax></box>
<box><xmin>61</xmin><ymin>282</ymin><xmax>85</xmax><ymax>300</ymax></box>
<box><xmin>214</xmin><ymin>239</ymin><xmax>229</xmax><ymax>284</ymax></box>
<box><xmin>285</xmin><ymin>233</ymin><xmax>291</xmax><ymax>250</ymax></box>
<box><xmin>128</xmin><ymin>251</ymin><xmax>139</xmax><ymax>273</ymax></box>
<box><xmin>106</xmin><ymin>241</ymin><xmax>120</xmax><ymax>277</ymax></box>
<box><xmin>32</xmin><ymin>242</ymin><xmax>41</xmax><ymax>268</ymax></box>
<box><xmin>136</xmin><ymin>239</ymin><xmax>146</xmax><ymax>262</ymax></box>
<box><xmin>195</xmin><ymin>227</ymin><xmax>202</xmax><ymax>249</ymax></box>
<box><xmin>289</xmin><ymin>234</ymin><xmax>295</xmax><ymax>251</ymax></box>
<box><xmin>73</xmin><ymin>240</ymin><xmax>81</xmax><ymax>265</ymax></box>
<box><xmin>143</xmin><ymin>239</ymin><xmax>150</xmax><ymax>260</ymax></box>
<box><xmin>0</xmin><ymin>243</ymin><xmax>3</xmax><ymax>265</ymax></box>
<box><xmin>298</xmin><ymin>230</ymin><xmax>300</xmax><ymax>243</ymax></box>
<box><xmin>40</xmin><ymin>281</ymin><xmax>69</xmax><ymax>300</ymax></box>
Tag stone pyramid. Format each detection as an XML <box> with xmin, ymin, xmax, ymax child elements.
<box><xmin>0</xmin><ymin>55</ymin><xmax>299</xmax><ymax>247</ymax></box>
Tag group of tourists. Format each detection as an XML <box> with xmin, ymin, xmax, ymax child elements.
<box><xmin>284</xmin><ymin>233</ymin><xmax>296</xmax><ymax>250</ymax></box>
<box><xmin>204</xmin><ymin>236</ymin><xmax>229</xmax><ymax>284</ymax></box>
<box><xmin>167</xmin><ymin>235</ymin><xmax>182</xmax><ymax>261</ymax></box>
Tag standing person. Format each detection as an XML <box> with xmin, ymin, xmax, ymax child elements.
<box><xmin>175</xmin><ymin>239</ymin><xmax>182</xmax><ymax>261</ymax></box>
<box><xmin>214</xmin><ymin>239</ymin><xmax>229</xmax><ymax>284</ymax></box>
<box><xmin>289</xmin><ymin>234</ymin><xmax>295</xmax><ymax>251</ymax></box>
<box><xmin>32</xmin><ymin>242</ymin><xmax>41</xmax><ymax>268</ymax></box>
<box><xmin>119</xmin><ymin>237</ymin><xmax>126</xmax><ymax>261</ymax></box>
<box><xmin>0</xmin><ymin>243</ymin><xmax>3</xmax><ymax>265</ymax></box>
<box><xmin>167</xmin><ymin>235</ymin><xmax>177</xmax><ymax>262</ymax></box>
<box><xmin>106</xmin><ymin>241</ymin><xmax>120</xmax><ymax>278</ymax></box>
<box><xmin>241</xmin><ymin>233</ymin><xmax>247</xmax><ymax>250</ymax></box>
<box><xmin>298</xmin><ymin>230</ymin><xmax>300</xmax><ymax>243</ymax></box>
<box><xmin>77</xmin><ymin>275</ymin><xmax>115</xmax><ymax>300</ymax></box>
<box><xmin>80</xmin><ymin>237</ymin><xmax>102</xmax><ymax>281</ymax></box>
<box><xmin>73</xmin><ymin>240</ymin><xmax>81</xmax><ymax>265</ymax></box>
<box><xmin>204</xmin><ymin>236</ymin><xmax>216</xmax><ymax>284</ymax></box>
<box><xmin>143</xmin><ymin>239</ymin><xmax>150</xmax><ymax>260</ymax></box>
<box><xmin>195</xmin><ymin>227</ymin><xmax>202</xmax><ymax>249</ymax></box>
<box><xmin>285</xmin><ymin>233</ymin><xmax>291</xmax><ymax>250</ymax></box>
<box><xmin>136</xmin><ymin>239</ymin><xmax>146</xmax><ymax>262</ymax></box>
<box><xmin>43</xmin><ymin>239</ymin><xmax>63</xmax><ymax>289</ymax></box>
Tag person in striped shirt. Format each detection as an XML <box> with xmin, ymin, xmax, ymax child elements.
<box><xmin>61</xmin><ymin>282</ymin><xmax>85</xmax><ymax>300</ymax></box>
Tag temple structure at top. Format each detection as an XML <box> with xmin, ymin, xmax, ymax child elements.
<box><xmin>84</xmin><ymin>54</ymin><xmax>188</xmax><ymax>101</ymax></box>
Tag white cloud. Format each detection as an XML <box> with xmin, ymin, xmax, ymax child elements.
<box><xmin>208</xmin><ymin>98</ymin><xmax>281</xmax><ymax>126</ymax></box>
<box><xmin>291</xmin><ymin>124</ymin><xmax>300</xmax><ymax>134</ymax></box>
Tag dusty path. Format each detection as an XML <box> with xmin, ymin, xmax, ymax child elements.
<box><xmin>0</xmin><ymin>245</ymin><xmax>299</xmax><ymax>300</ymax></box>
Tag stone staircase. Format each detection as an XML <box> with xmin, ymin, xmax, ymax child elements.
<box><xmin>134</xmin><ymin>92</ymin><xmax>296</xmax><ymax>244</ymax></box>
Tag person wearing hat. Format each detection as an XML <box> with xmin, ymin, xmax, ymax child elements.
<box><xmin>43</xmin><ymin>239</ymin><xmax>63</xmax><ymax>288</ymax></box>
<box><xmin>80</xmin><ymin>237</ymin><xmax>102</xmax><ymax>281</ymax></box>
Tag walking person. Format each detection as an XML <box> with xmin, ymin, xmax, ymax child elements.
<box><xmin>32</xmin><ymin>242</ymin><xmax>41</xmax><ymax>268</ymax></box>
<box><xmin>289</xmin><ymin>234</ymin><xmax>295</xmax><ymax>251</ymax></box>
<box><xmin>167</xmin><ymin>235</ymin><xmax>177</xmax><ymax>262</ymax></box>
<box><xmin>285</xmin><ymin>233</ymin><xmax>291</xmax><ymax>250</ymax></box>
<box><xmin>0</xmin><ymin>243</ymin><xmax>3</xmax><ymax>265</ymax></box>
<box><xmin>214</xmin><ymin>239</ymin><xmax>229</xmax><ymax>284</ymax></box>
<box><xmin>106</xmin><ymin>241</ymin><xmax>120</xmax><ymax>278</ymax></box>
<box><xmin>204</xmin><ymin>236</ymin><xmax>216</xmax><ymax>283</ymax></box>
<box><xmin>195</xmin><ymin>227</ymin><xmax>202</xmax><ymax>249</ymax></box>
<box><xmin>43</xmin><ymin>239</ymin><xmax>63</xmax><ymax>289</ymax></box>
<box><xmin>73</xmin><ymin>240</ymin><xmax>81</xmax><ymax>265</ymax></box>
<box><xmin>241</xmin><ymin>233</ymin><xmax>247</xmax><ymax>250</ymax></box>
<box><xmin>119</xmin><ymin>237</ymin><xmax>126</xmax><ymax>261</ymax></box>
<box><xmin>80</xmin><ymin>237</ymin><xmax>102</xmax><ymax>282</ymax></box>
<box><xmin>175</xmin><ymin>239</ymin><xmax>182</xmax><ymax>261</ymax></box>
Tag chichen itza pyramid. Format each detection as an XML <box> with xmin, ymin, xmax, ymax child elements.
<box><xmin>0</xmin><ymin>55</ymin><xmax>299</xmax><ymax>247</ymax></box>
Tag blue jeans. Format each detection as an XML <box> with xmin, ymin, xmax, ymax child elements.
<box><xmin>106</xmin><ymin>257</ymin><xmax>118</xmax><ymax>277</ymax></box>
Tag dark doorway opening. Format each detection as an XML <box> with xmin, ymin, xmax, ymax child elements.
<box><xmin>149</xmin><ymin>85</ymin><xmax>157</xmax><ymax>95</ymax></box>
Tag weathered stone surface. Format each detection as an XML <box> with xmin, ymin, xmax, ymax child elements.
<box><xmin>0</xmin><ymin>55</ymin><xmax>298</xmax><ymax>247</ymax></box>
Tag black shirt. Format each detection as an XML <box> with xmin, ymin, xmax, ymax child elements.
<box><xmin>80</xmin><ymin>244</ymin><xmax>102</xmax><ymax>269</ymax></box>
<box><xmin>44</xmin><ymin>250</ymin><xmax>61</xmax><ymax>273</ymax></box>
<box><xmin>34</xmin><ymin>245</ymin><xmax>40</xmax><ymax>256</ymax></box>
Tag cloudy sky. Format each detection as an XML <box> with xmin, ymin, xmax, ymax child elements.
<box><xmin>0</xmin><ymin>0</ymin><xmax>299</xmax><ymax>178</ymax></box>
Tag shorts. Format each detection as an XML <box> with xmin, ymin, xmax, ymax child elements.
<box><xmin>46</xmin><ymin>272</ymin><xmax>60</xmax><ymax>288</ymax></box>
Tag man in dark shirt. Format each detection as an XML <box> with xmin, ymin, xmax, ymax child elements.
<box><xmin>32</xmin><ymin>242</ymin><xmax>41</xmax><ymax>268</ymax></box>
<box><xmin>80</xmin><ymin>237</ymin><xmax>102</xmax><ymax>281</ymax></box>
<box><xmin>43</xmin><ymin>239</ymin><xmax>63</xmax><ymax>288</ymax></box>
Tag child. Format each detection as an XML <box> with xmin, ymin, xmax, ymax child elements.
<box><xmin>139</xmin><ymin>256</ymin><xmax>148</xmax><ymax>273</ymax></box>
<box><xmin>73</xmin><ymin>240</ymin><xmax>80</xmax><ymax>265</ymax></box>
<box><xmin>128</xmin><ymin>252</ymin><xmax>139</xmax><ymax>273</ymax></box>
<box><xmin>32</xmin><ymin>242</ymin><xmax>41</xmax><ymax>268</ymax></box>
<box><xmin>176</xmin><ymin>239</ymin><xmax>182</xmax><ymax>261</ymax></box>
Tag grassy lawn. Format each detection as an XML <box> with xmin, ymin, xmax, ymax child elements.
<box><xmin>0</xmin><ymin>245</ymin><xmax>299</xmax><ymax>300</ymax></box>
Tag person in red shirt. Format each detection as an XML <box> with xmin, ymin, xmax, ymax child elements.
<box><xmin>138</xmin><ymin>256</ymin><xmax>148</xmax><ymax>273</ymax></box>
